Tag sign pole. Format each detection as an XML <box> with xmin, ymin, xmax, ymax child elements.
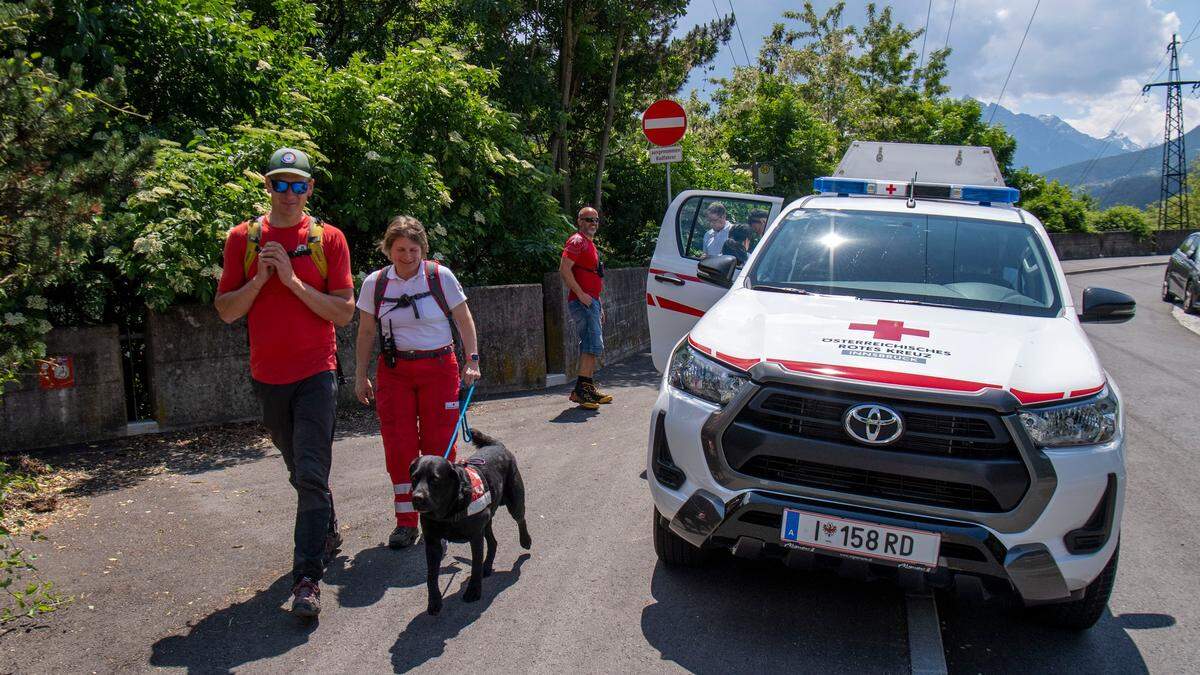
<box><xmin>666</xmin><ymin>162</ymin><xmax>672</xmax><ymax>206</ymax></box>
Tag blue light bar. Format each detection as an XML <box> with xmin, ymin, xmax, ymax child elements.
<box><xmin>961</xmin><ymin>185</ymin><xmax>1020</xmax><ymax>204</ymax></box>
<box><xmin>813</xmin><ymin>177</ymin><xmax>1020</xmax><ymax>204</ymax></box>
<box><xmin>813</xmin><ymin>177</ymin><xmax>869</xmax><ymax>195</ymax></box>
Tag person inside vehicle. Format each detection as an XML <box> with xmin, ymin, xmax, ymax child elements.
<box><xmin>701</xmin><ymin>202</ymin><xmax>729</xmax><ymax>259</ymax></box>
<box><xmin>747</xmin><ymin>209</ymin><xmax>769</xmax><ymax>244</ymax></box>
<box><xmin>721</xmin><ymin>224</ymin><xmax>753</xmax><ymax>265</ymax></box>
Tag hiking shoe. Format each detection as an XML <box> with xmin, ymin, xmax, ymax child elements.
<box><xmin>291</xmin><ymin>577</ymin><xmax>320</xmax><ymax>618</ymax></box>
<box><xmin>389</xmin><ymin>526</ymin><xmax>420</xmax><ymax>549</ymax></box>
<box><xmin>569</xmin><ymin>389</ymin><xmax>600</xmax><ymax>410</ymax></box>
<box><xmin>583</xmin><ymin>381</ymin><xmax>613</xmax><ymax>404</ymax></box>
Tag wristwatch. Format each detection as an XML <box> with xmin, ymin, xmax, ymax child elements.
<box><xmin>468</xmin><ymin>353</ymin><xmax>480</xmax><ymax>363</ymax></box>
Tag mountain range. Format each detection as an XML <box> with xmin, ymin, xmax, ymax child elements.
<box><xmin>980</xmin><ymin>103</ymin><xmax>1142</xmax><ymax>173</ymax></box>
<box><xmin>1041</xmin><ymin>126</ymin><xmax>1200</xmax><ymax>209</ymax></box>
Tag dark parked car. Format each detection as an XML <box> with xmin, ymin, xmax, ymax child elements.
<box><xmin>1163</xmin><ymin>233</ymin><xmax>1200</xmax><ymax>313</ymax></box>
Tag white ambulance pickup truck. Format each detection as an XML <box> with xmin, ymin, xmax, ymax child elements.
<box><xmin>644</xmin><ymin>142</ymin><xmax>1135</xmax><ymax>630</ymax></box>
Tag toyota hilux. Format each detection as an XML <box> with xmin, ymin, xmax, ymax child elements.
<box><xmin>644</xmin><ymin>142</ymin><xmax>1135</xmax><ymax>629</ymax></box>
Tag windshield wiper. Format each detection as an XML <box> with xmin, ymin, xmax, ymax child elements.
<box><xmin>754</xmin><ymin>285</ymin><xmax>816</xmax><ymax>295</ymax></box>
<box><xmin>858</xmin><ymin>297</ymin><xmax>1000</xmax><ymax>312</ymax></box>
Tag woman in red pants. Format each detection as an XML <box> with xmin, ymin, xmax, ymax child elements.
<box><xmin>353</xmin><ymin>216</ymin><xmax>481</xmax><ymax>548</ymax></box>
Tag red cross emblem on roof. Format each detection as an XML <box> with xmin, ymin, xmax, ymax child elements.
<box><xmin>849</xmin><ymin>319</ymin><xmax>930</xmax><ymax>341</ymax></box>
<box><xmin>885</xmin><ymin>183</ymin><xmax>897</xmax><ymax>195</ymax></box>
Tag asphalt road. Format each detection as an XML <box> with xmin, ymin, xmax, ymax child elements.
<box><xmin>4</xmin><ymin>264</ymin><xmax>1196</xmax><ymax>674</ymax></box>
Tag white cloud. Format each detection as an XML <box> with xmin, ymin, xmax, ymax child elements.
<box><xmin>680</xmin><ymin>0</ymin><xmax>1199</xmax><ymax>146</ymax></box>
<box><xmin>915</xmin><ymin>0</ymin><xmax>1188</xmax><ymax>145</ymax></box>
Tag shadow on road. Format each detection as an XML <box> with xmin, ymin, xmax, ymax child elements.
<box><xmin>149</xmin><ymin>573</ymin><xmax>317</xmax><ymax>674</ymax></box>
<box><xmin>325</xmin><ymin>545</ymin><xmax>459</xmax><ymax>609</ymax></box>
<box><xmin>548</xmin><ymin>407</ymin><xmax>600</xmax><ymax>423</ymax></box>
<box><xmin>641</xmin><ymin>558</ymin><xmax>909</xmax><ymax>674</ymax></box>
<box><xmin>938</xmin><ymin>595</ymin><xmax>1157</xmax><ymax>673</ymax></box>
<box><xmin>388</xmin><ymin>554</ymin><xmax>530</xmax><ymax>673</ymax></box>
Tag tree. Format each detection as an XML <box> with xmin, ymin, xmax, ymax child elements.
<box><xmin>712</xmin><ymin>70</ymin><xmax>838</xmax><ymax>198</ymax></box>
<box><xmin>753</xmin><ymin>2</ymin><xmax>1015</xmax><ymax>173</ymax></box>
<box><xmin>0</xmin><ymin>0</ymin><xmax>152</xmax><ymax>389</ymax></box>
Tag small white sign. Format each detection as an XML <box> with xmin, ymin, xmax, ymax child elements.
<box><xmin>649</xmin><ymin>145</ymin><xmax>682</xmax><ymax>164</ymax></box>
<box><xmin>755</xmin><ymin>162</ymin><xmax>775</xmax><ymax>188</ymax></box>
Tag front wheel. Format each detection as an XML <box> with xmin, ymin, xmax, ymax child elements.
<box><xmin>1162</xmin><ymin>274</ymin><xmax>1177</xmax><ymax>302</ymax></box>
<box><xmin>653</xmin><ymin>507</ymin><xmax>709</xmax><ymax>567</ymax></box>
<box><xmin>1028</xmin><ymin>542</ymin><xmax>1118</xmax><ymax>631</ymax></box>
<box><xmin>1186</xmin><ymin>282</ymin><xmax>1199</xmax><ymax>315</ymax></box>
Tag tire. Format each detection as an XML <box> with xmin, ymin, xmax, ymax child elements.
<box><xmin>653</xmin><ymin>507</ymin><xmax>709</xmax><ymax>567</ymax></box>
<box><xmin>1187</xmin><ymin>282</ymin><xmax>1199</xmax><ymax>315</ymax></box>
<box><xmin>1162</xmin><ymin>274</ymin><xmax>1177</xmax><ymax>302</ymax></box>
<box><xmin>1030</xmin><ymin>542</ymin><xmax>1119</xmax><ymax>631</ymax></box>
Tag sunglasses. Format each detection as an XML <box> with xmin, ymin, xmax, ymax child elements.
<box><xmin>271</xmin><ymin>179</ymin><xmax>309</xmax><ymax>195</ymax></box>
<box><xmin>581</xmin><ymin>216</ymin><xmax>600</xmax><ymax>223</ymax></box>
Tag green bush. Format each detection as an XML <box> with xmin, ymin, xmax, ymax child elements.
<box><xmin>1088</xmin><ymin>205</ymin><xmax>1153</xmax><ymax>238</ymax></box>
<box><xmin>1021</xmin><ymin>179</ymin><xmax>1090</xmax><ymax>233</ymax></box>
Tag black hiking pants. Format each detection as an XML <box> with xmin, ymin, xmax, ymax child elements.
<box><xmin>253</xmin><ymin>370</ymin><xmax>339</xmax><ymax>584</ymax></box>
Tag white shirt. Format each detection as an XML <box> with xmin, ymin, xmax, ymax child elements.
<box><xmin>357</xmin><ymin>263</ymin><xmax>467</xmax><ymax>351</ymax></box>
<box><xmin>703</xmin><ymin>225</ymin><xmax>729</xmax><ymax>258</ymax></box>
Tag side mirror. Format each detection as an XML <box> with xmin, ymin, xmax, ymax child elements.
<box><xmin>1079</xmin><ymin>287</ymin><xmax>1135</xmax><ymax>324</ymax></box>
<box><xmin>697</xmin><ymin>255</ymin><xmax>738</xmax><ymax>288</ymax></box>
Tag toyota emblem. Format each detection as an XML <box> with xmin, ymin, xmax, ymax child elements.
<box><xmin>843</xmin><ymin>404</ymin><xmax>904</xmax><ymax>445</ymax></box>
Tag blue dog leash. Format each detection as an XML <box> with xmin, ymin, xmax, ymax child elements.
<box><xmin>442</xmin><ymin>382</ymin><xmax>476</xmax><ymax>459</ymax></box>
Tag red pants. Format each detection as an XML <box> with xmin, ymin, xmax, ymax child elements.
<box><xmin>375</xmin><ymin>352</ymin><xmax>460</xmax><ymax>526</ymax></box>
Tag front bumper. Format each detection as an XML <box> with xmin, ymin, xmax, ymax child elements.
<box><xmin>647</xmin><ymin>371</ymin><xmax>1126</xmax><ymax>603</ymax></box>
<box><xmin>668</xmin><ymin>488</ymin><xmax>1077</xmax><ymax>603</ymax></box>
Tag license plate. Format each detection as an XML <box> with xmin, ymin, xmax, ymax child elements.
<box><xmin>780</xmin><ymin>509</ymin><xmax>941</xmax><ymax>568</ymax></box>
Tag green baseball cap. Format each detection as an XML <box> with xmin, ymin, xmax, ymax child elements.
<box><xmin>265</xmin><ymin>147</ymin><xmax>313</xmax><ymax>179</ymax></box>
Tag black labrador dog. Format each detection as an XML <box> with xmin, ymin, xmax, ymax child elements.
<box><xmin>409</xmin><ymin>430</ymin><xmax>531</xmax><ymax>615</ymax></box>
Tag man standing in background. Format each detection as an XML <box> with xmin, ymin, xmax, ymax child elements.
<box><xmin>559</xmin><ymin>206</ymin><xmax>613</xmax><ymax>410</ymax></box>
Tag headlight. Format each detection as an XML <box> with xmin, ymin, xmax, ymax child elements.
<box><xmin>1018</xmin><ymin>387</ymin><xmax>1119</xmax><ymax>448</ymax></box>
<box><xmin>668</xmin><ymin>343</ymin><xmax>749</xmax><ymax>406</ymax></box>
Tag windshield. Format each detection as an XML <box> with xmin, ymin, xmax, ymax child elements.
<box><xmin>748</xmin><ymin>208</ymin><xmax>1061</xmax><ymax>317</ymax></box>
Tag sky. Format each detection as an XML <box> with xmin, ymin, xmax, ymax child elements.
<box><xmin>676</xmin><ymin>0</ymin><xmax>1200</xmax><ymax>148</ymax></box>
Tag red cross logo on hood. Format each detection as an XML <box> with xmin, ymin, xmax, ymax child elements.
<box><xmin>849</xmin><ymin>319</ymin><xmax>930</xmax><ymax>341</ymax></box>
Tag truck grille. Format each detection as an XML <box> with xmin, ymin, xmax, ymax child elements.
<box><xmin>751</xmin><ymin>390</ymin><xmax>1017</xmax><ymax>460</ymax></box>
<box><xmin>720</xmin><ymin>385</ymin><xmax>1030</xmax><ymax>513</ymax></box>
<box><xmin>739</xmin><ymin>455</ymin><xmax>1002</xmax><ymax>512</ymax></box>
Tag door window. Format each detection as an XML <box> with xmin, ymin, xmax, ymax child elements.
<box><xmin>675</xmin><ymin>194</ymin><xmax>776</xmax><ymax>264</ymax></box>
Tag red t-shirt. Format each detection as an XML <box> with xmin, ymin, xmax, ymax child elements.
<box><xmin>562</xmin><ymin>232</ymin><xmax>602</xmax><ymax>302</ymax></box>
<box><xmin>217</xmin><ymin>214</ymin><xmax>353</xmax><ymax>385</ymax></box>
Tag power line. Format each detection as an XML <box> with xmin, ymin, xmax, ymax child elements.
<box><xmin>918</xmin><ymin>0</ymin><xmax>933</xmax><ymax>71</ymax></box>
<box><xmin>987</xmin><ymin>0</ymin><xmax>1041</xmax><ymax>125</ymax></box>
<box><xmin>705</xmin><ymin>0</ymin><xmax>734</xmax><ymax>67</ymax></box>
<box><xmin>944</xmin><ymin>0</ymin><xmax>958</xmax><ymax>51</ymax></box>
<box><xmin>1071</xmin><ymin>51</ymin><xmax>1173</xmax><ymax>189</ymax></box>
<box><xmin>727</xmin><ymin>0</ymin><xmax>752</xmax><ymax>67</ymax></box>
<box><xmin>1071</xmin><ymin>16</ymin><xmax>1199</xmax><ymax>188</ymax></box>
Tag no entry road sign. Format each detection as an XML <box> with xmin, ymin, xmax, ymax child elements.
<box><xmin>642</xmin><ymin>99</ymin><xmax>687</xmax><ymax>147</ymax></box>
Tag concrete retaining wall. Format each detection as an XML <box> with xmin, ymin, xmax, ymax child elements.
<box><xmin>1048</xmin><ymin>229</ymin><xmax>1199</xmax><ymax>260</ymax></box>
<box><xmin>145</xmin><ymin>306</ymin><xmax>259</xmax><ymax>428</ymax></box>
<box><xmin>544</xmin><ymin>267</ymin><xmax>650</xmax><ymax>378</ymax></box>
<box><xmin>146</xmin><ymin>283</ymin><xmax>546</xmax><ymax>429</ymax></box>
<box><xmin>7</xmin><ymin>271</ymin><xmax>633</xmax><ymax>449</ymax></box>
<box><xmin>0</xmin><ymin>326</ymin><xmax>126</xmax><ymax>450</ymax></box>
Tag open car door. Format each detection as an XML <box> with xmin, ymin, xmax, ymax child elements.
<box><xmin>647</xmin><ymin>190</ymin><xmax>784</xmax><ymax>371</ymax></box>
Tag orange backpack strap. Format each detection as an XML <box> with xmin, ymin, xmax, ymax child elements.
<box><xmin>306</xmin><ymin>217</ymin><xmax>327</xmax><ymax>279</ymax></box>
<box><xmin>242</xmin><ymin>216</ymin><xmax>265</xmax><ymax>278</ymax></box>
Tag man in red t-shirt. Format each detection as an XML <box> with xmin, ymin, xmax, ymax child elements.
<box><xmin>559</xmin><ymin>206</ymin><xmax>613</xmax><ymax>410</ymax></box>
<box><xmin>214</xmin><ymin>148</ymin><xmax>355</xmax><ymax>619</ymax></box>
